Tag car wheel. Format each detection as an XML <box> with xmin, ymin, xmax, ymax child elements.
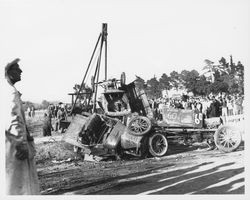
<box><xmin>128</xmin><ymin>116</ymin><xmax>152</xmax><ymax>136</ymax></box>
<box><xmin>214</xmin><ymin>125</ymin><xmax>242</xmax><ymax>152</ymax></box>
<box><xmin>148</xmin><ymin>133</ymin><xmax>168</xmax><ymax>157</ymax></box>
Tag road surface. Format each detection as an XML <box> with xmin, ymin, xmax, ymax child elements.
<box><xmin>55</xmin><ymin>145</ymin><xmax>244</xmax><ymax>195</ymax></box>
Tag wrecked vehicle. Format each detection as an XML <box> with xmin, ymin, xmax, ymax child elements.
<box><xmin>62</xmin><ymin>23</ymin><xmax>243</xmax><ymax>160</ymax></box>
<box><xmin>63</xmin><ymin>79</ymin><xmax>168</xmax><ymax>158</ymax></box>
<box><xmin>63</xmin><ymin>76</ymin><xmax>243</xmax><ymax>159</ymax></box>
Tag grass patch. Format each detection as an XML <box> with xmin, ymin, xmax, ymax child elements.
<box><xmin>25</xmin><ymin>110</ymin><xmax>77</xmax><ymax>167</ymax></box>
<box><xmin>35</xmin><ymin>141</ymin><xmax>75</xmax><ymax>166</ymax></box>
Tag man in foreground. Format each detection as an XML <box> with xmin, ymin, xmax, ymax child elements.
<box><xmin>4</xmin><ymin>58</ymin><xmax>40</xmax><ymax>195</ymax></box>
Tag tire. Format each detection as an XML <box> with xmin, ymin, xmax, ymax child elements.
<box><xmin>148</xmin><ymin>133</ymin><xmax>168</xmax><ymax>157</ymax></box>
<box><xmin>128</xmin><ymin>116</ymin><xmax>152</xmax><ymax>136</ymax></box>
<box><xmin>121</xmin><ymin>72</ymin><xmax>126</xmax><ymax>86</ymax></box>
<box><xmin>214</xmin><ymin>125</ymin><xmax>242</xmax><ymax>153</ymax></box>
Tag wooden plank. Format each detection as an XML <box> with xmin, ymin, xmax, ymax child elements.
<box><xmin>61</xmin><ymin>114</ymin><xmax>88</xmax><ymax>149</ymax></box>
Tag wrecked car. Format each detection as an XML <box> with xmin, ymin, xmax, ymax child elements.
<box><xmin>62</xmin><ymin>79</ymin><xmax>168</xmax><ymax>159</ymax></box>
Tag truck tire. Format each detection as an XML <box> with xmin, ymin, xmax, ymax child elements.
<box><xmin>214</xmin><ymin>125</ymin><xmax>242</xmax><ymax>153</ymax></box>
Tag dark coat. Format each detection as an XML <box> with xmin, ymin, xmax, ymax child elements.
<box><xmin>208</xmin><ymin>100</ymin><xmax>221</xmax><ymax>118</ymax></box>
<box><xmin>43</xmin><ymin>116</ymin><xmax>53</xmax><ymax>136</ymax></box>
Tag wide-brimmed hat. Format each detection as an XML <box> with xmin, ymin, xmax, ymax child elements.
<box><xmin>5</xmin><ymin>58</ymin><xmax>20</xmax><ymax>73</ymax></box>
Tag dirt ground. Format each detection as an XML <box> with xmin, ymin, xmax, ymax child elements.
<box><xmin>27</xmin><ymin>111</ymin><xmax>245</xmax><ymax>195</ymax></box>
<box><xmin>35</xmin><ymin>140</ymin><xmax>244</xmax><ymax>195</ymax></box>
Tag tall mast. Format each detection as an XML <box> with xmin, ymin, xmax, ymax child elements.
<box><xmin>70</xmin><ymin>23</ymin><xmax>108</xmax><ymax>115</ymax></box>
<box><xmin>102</xmin><ymin>23</ymin><xmax>108</xmax><ymax>81</ymax></box>
<box><xmin>92</xmin><ymin>23</ymin><xmax>107</xmax><ymax>112</ymax></box>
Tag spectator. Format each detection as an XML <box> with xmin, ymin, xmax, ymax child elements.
<box><xmin>232</xmin><ymin>99</ymin><xmax>238</xmax><ymax>115</ymax></box>
<box><xmin>237</xmin><ymin>95</ymin><xmax>243</xmax><ymax>115</ymax></box>
<box><xmin>4</xmin><ymin>58</ymin><xmax>40</xmax><ymax>194</ymax></box>
<box><xmin>55</xmin><ymin>107</ymin><xmax>66</xmax><ymax>132</ymax></box>
<box><xmin>182</xmin><ymin>101</ymin><xmax>188</xmax><ymax>109</ymax></box>
<box><xmin>27</xmin><ymin>106</ymin><xmax>31</xmax><ymax>118</ymax></box>
<box><xmin>175</xmin><ymin>99</ymin><xmax>184</xmax><ymax>109</ymax></box>
<box><xmin>196</xmin><ymin>101</ymin><xmax>202</xmax><ymax>113</ymax></box>
<box><xmin>191</xmin><ymin>101</ymin><xmax>196</xmax><ymax>110</ymax></box>
<box><xmin>31</xmin><ymin>106</ymin><xmax>35</xmax><ymax>118</ymax></box>
<box><xmin>227</xmin><ymin>99</ymin><xmax>233</xmax><ymax>116</ymax></box>
<box><xmin>242</xmin><ymin>97</ymin><xmax>245</xmax><ymax>114</ymax></box>
<box><xmin>42</xmin><ymin>113</ymin><xmax>53</xmax><ymax>136</ymax></box>
<box><xmin>151</xmin><ymin>99</ymin><xmax>158</xmax><ymax>119</ymax></box>
<box><xmin>207</xmin><ymin>96</ymin><xmax>221</xmax><ymax>117</ymax></box>
<box><xmin>54</xmin><ymin>105</ymin><xmax>59</xmax><ymax>119</ymax></box>
<box><xmin>158</xmin><ymin>100</ymin><xmax>164</xmax><ymax>120</ymax></box>
<box><xmin>221</xmin><ymin>98</ymin><xmax>228</xmax><ymax>117</ymax></box>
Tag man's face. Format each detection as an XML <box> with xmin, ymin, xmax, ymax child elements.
<box><xmin>8</xmin><ymin>64</ymin><xmax>22</xmax><ymax>83</ymax></box>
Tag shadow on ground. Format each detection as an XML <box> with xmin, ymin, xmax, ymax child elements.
<box><xmin>91</xmin><ymin>161</ymin><xmax>244</xmax><ymax>195</ymax></box>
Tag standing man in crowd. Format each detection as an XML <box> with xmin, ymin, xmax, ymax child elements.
<box><xmin>151</xmin><ymin>99</ymin><xmax>158</xmax><ymax>119</ymax></box>
<box><xmin>42</xmin><ymin>113</ymin><xmax>53</xmax><ymax>136</ymax></box>
<box><xmin>31</xmin><ymin>106</ymin><xmax>35</xmax><ymax>118</ymax></box>
<box><xmin>208</xmin><ymin>96</ymin><xmax>221</xmax><ymax>118</ymax></box>
<box><xmin>4</xmin><ymin>58</ymin><xmax>40</xmax><ymax>195</ymax></box>
<box><xmin>221</xmin><ymin>97</ymin><xmax>228</xmax><ymax>122</ymax></box>
<box><xmin>27</xmin><ymin>106</ymin><xmax>31</xmax><ymax>118</ymax></box>
<box><xmin>55</xmin><ymin>106</ymin><xmax>66</xmax><ymax>133</ymax></box>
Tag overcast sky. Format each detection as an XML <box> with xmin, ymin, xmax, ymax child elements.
<box><xmin>1</xmin><ymin>0</ymin><xmax>249</xmax><ymax>103</ymax></box>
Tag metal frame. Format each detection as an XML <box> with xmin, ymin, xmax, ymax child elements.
<box><xmin>70</xmin><ymin>23</ymin><xmax>108</xmax><ymax>115</ymax></box>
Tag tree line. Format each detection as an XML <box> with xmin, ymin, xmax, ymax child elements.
<box><xmin>23</xmin><ymin>55</ymin><xmax>244</xmax><ymax>110</ymax></box>
<box><xmin>135</xmin><ymin>56</ymin><xmax>244</xmax><ymax>99</ymax></box>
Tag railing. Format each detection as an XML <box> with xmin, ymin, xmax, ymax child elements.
<box><xmin>223</xmin><ymin>114</ymin><xmax>244</xmax><ymax>124</ymax></box>
<box><xmin>222</xmin><ymin>114</ymin><xmax>244</xmax><ymax>140</ymax></box>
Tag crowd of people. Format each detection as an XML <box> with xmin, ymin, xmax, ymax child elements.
<box><xmin>149</xmin><ymin>94</ymin><xmax>244</xmax><ymax>121</ymax></box>
<box><xmin>42</xmin><ymin>103</ymin><xmax>69</xmax><ymax>137</ymax></box>
<box><xmin>43</xmin><ymin>92</ymin><xmax>244</xmax><ymax>135</ymax></box>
